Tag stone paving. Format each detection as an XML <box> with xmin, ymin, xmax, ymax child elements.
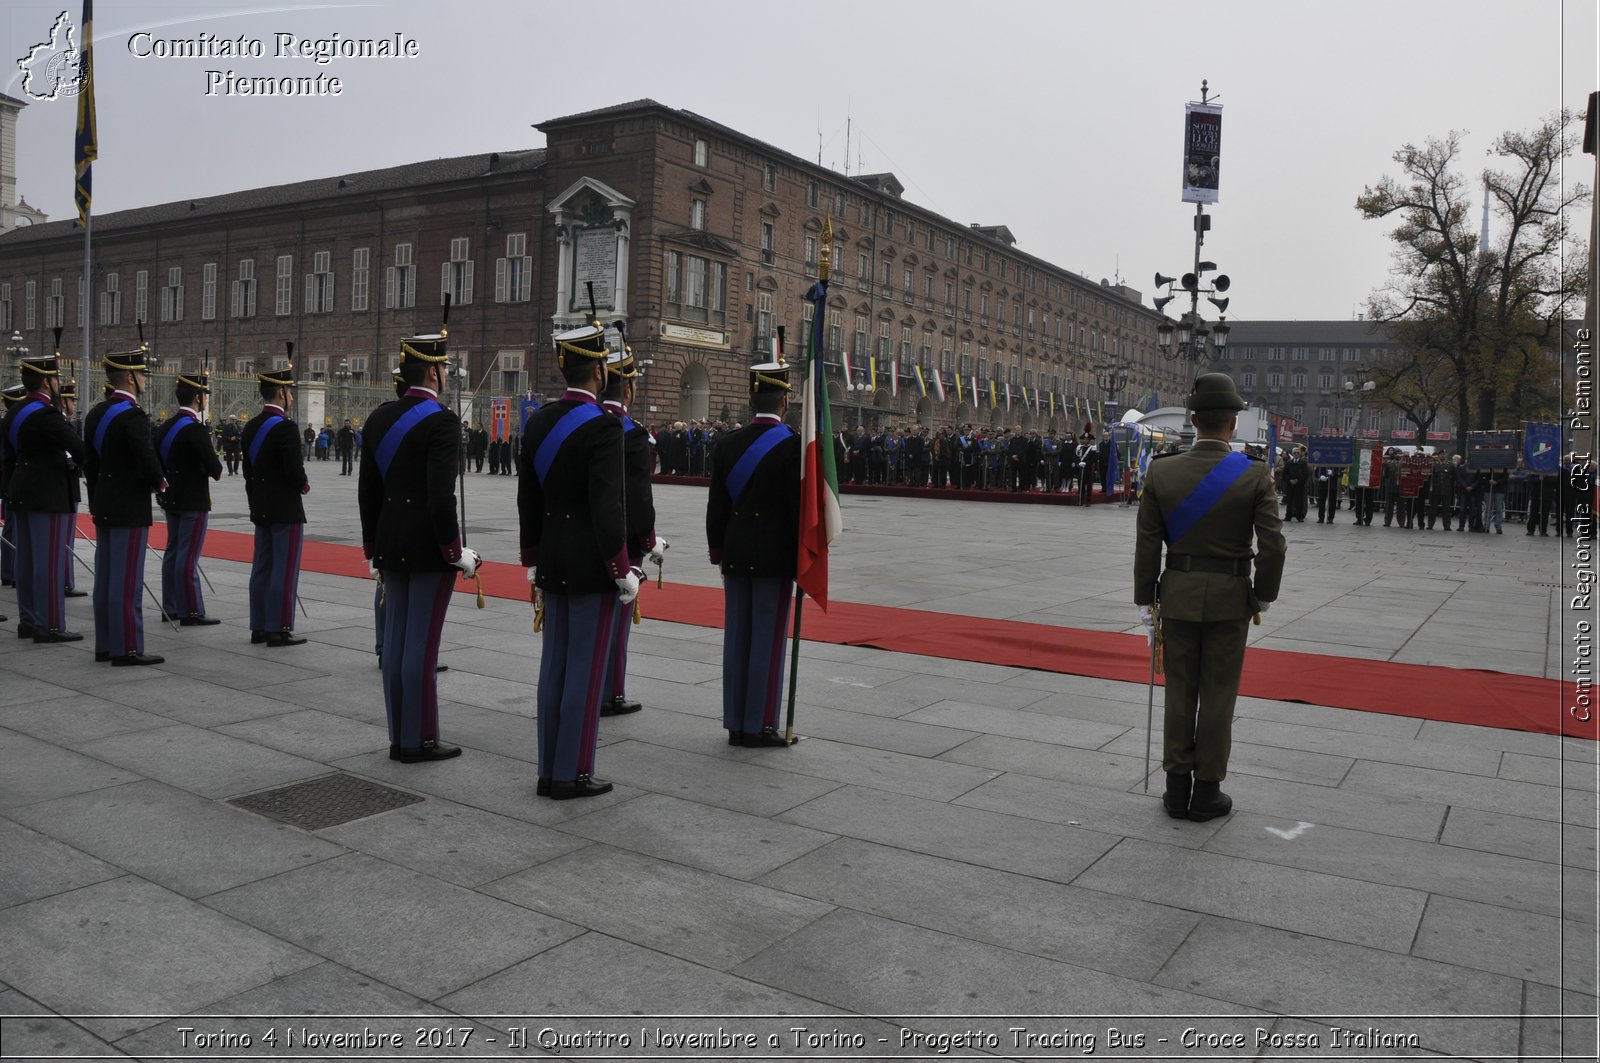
<box><xmin>0</xmin><ymin>460</ymin><xmax>1594</xmax><ymax>1061</ymax></box>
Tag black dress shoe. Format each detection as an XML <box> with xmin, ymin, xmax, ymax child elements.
<box><xmin>251</xmin><ymin>629</ymin><xmax>266</xmax><ymax>644</ymax></box>
<box><xmin>601</xmin><ymin>696</ymin><xmax>642</xmax><ymax>717</ymax></box>
<box><xmin>160</xmin><ymin>611</ymin><xmax>179</xmax><ymax>623</ymax></box>
<box><xmin>1162</xmin><ymin>772</ymin><xmax>1192</xmax><ymax>820</ymax></box>
<box><xmin>64</xmin><ymin>589</ymin><xmax>87</xmax><ymax>598</ymax></box>
<box><xmin>547</xmin><ymin>774</ymin><xmax>613</xmax><ymax>800</ymax></box>
<box><xmin>33</xmin><ymin>628</ymin><xmax>84</xmax><ymax>644</ymax></box>
<box><xmin>16</xmin><ymin>623</ymin><xmax>37</xmax><ymax>639</ymax></box>
<box><xmin>436</xmin><ymin>663</ymin><xmax>448</xmax><ymax>673</ymax></box>
<box><xmin>111</xmin><ymin>652</ymin><xmax>165</xmax><ymax>667</ymax></box>
<box><xmin>535</xmin><ymin>777</ymin><xmax>551</xmax><ymax>796</ymax></box>
<box><xmin>727</xmin><ymin>730</ymin><xmax>743</xmax><ymax>746</ymax></box>
<box><xmin>739</xmin><ymin>729</ymin><xmax>790</xmax><ymax>748</ymax></box>
<box><xmin>94</xmin><ymin>651</ymin><xmax>110</xmax><ymax>662</ymax></box>
<box><xmin>180</xmin><ymin>615</ymin><xmax>222</xmax><ymax>627</ymax></box>
<box><xmin>393</xmin><ymin>741</ymin><xmax>461</xmax><ymax>763</ymax></box>
<box><xmin>264</xmin><ymin>631</ymin><xmax>306</xmax><ymax>647</ymax></box>
<box><xmin>1188</xmin><ymin>780</ymin><xmax>1233</xmax><ymax>822</ymax></box>
<box><xmin>388</xmin><ymin>744</ymin><xmax>401</xmax><ymax>761</ymax></box>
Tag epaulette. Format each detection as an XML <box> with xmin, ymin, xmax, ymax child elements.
<box><xmin>1150</xmin><ymin>450</ymin><xmax>1180</xmax><ymax>462</ymax></box>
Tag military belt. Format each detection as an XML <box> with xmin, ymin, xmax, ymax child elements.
<box><xmin>1166</xmin><ymin>554</ymin><xmax>1251</xmax><ymax>576</ymax></box>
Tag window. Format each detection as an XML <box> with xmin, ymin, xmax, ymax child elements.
<box><xmin>693</xmin><ymin>138</ymin><xmax>708</xmax><ymax>167</ymax></box>
<box><xmin>1318</xmin><ymin>370</ymin><xmax>1333</xmax><ymax>390</ymax></box>
<box><xmin>756</xmin><ymin>292</ymin><xmax>774</xmax><ymax>345</ymax></box>
<box><xmin>857</xmin><ymin>253</ymin><xmax>869</xmax><ymax>283</ymax></box>
<box><xmin>942</xmin><ymin>339</ymin><xmax>953</xmax><ymax>373</ymax></box>
<box><xmin>45</xmin><ymin>277</ymin><xmax>64</xmax><ymax>328</ymax></box>
<box><xmin>500</xmin><ymin>351</ymin><xmax>524</xmax><ymax>393</ymax></box>
<box><xmin>761</xmin><ymin>223</ymin><xmax>774</xmax><ymax>266</ymax></box>
<box><xmin>900</xmin><ymin>324</ymin><xmax>913</xmax><ymax>365</ymax></box>
<box><xmin>763</xmin><ymin>163</ymin><xmax>776</xmax><ymax>192</ymax></box>
<box><xmin>902</xmin><ymin>268</ymin><xmax>913</xmax><ymax>296</ymax></box>
<box><xmin>351</xmin><ymin>248</ymin><xmax>370</xmax><ymax>311</ymax></box>
<box><xmin>832</xmin><ymin>243</ymin><xmax>843</xmax><ymax>275</ymax></box>
<box><xmin>201</xmin><ymin>262</ymin><xmax>216</xmax><ymax>320</ymax></box>
<box><xmin>1319</xmin><ymin>347</ymin><xmax>1335</xmax><ymax>361</ymax></box>
<box><xmin>1268</xmin><ymin>370</ymin><xmax>1283</xmax><ymax>389</ymax></box>
<box><xmin>274</xmin><ymin>255</ymin><xmax>293</xmax><ymax>316</ymax></box>
<box><xmin>160</xmin><ymin>266</ymin><xmax>183</xmax><ymax>322</ymax></box>
<box><xmin>1292</xmin><ymin>403</ymin><xmax>1305</xmax><ymax>420</ymax></box>
<box><xmin>304</xmin><ymin>252</ymin><xmax>333</xmax><ymax>314</ymax></box>
<box><xmin>495</xmin><ymin>234</ymin><xmax>531</xmax><ymax>303</ymax></box>
<box><xmin>134</xmin><ymin>271</ymin><xmax>148</xmax><ymax>323</ymax></box>
<box><xmin>834</xmin><ymin>192</ymin><xmax>845</xmax><ymax>218</ymax></box>
<box><xmin>853</xmin><ymin>316</ymin><xmax>867</xmax><ymax>364</ymax></box>
<box><xmin>690</xmin><ymin>198</ymin><xmax>706</xmax><ymax>231</ymax></box>
<box><xmin>386</xmin><ymin>242</ymin><xmax>415</xmax><ymax>309</ymax></box>
<box><xmin>828</xmin><ymin>309</ymin><xmax>841</xmax><ymax>352</ymax></box>
<box><xmin>1268</xmin><ymin>347</ymin><xmax>1284</xmax><ymax>361</ymax></box>
<box><xmin>442</xmin><ymin>237</ymin><xmax>473</xmax><ymax>305</ymax></box>
<box><xmin>859</xmin><ymin>200</ymin><xmax>871</xmax><ymax>226</ymax></box>
<box><xmin>1292</xmin><ymin>347</ymin><xmax>1308</xmax><ymax>360</ymax></box>
<box><xmin>804</xmin><ymin>236</ymin><xmax>817</xmax><ymax>274</ymax></box>
<box><xmin>1343</xmin><ymin>347</ymin><xmax>1360</xmax><ymax>362</ymax></box>
<box><xmin>877</xmin><ymin>320</ymin><xmax>890</xmax><ymax>364</ymax></box>
<box><xmin>664</xmin><ymin>252</ymin><xmax>725</xmax><ymax>325</ymax></box>
<box><xmin>1293</xmin><ymin>369</ymin><xmax>1307</xmax><ymax>389</ymax></box>
<box><xmin>807</xmin><ymin>180</ymin><xmax>819</xmax><ymax>208</ymax></box>
<box><xmin>231</xmin><ymin>259</ymin><xmax>255</xmax><ymax>318</ymax></box>
<box><xmin>1241</xmin><ymin>369</ymin><xmax>1255</xmax><ymax>389</ymax></box>
<box><xmin>0</xmin><ymin>283</ymin><xmax>10</xmax><ymax>330</ymax></box>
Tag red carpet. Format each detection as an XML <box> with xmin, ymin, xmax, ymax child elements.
<box><xmin>123</xmin><ymin>517</ymin><xmax>1587</xmax><ymax>741</ymax></box>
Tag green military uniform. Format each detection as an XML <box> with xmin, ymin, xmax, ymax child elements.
<box><xmin>1133</xmin><ymin>373</ymin><xmax>1287</xmax><ymax>821</ymax></box>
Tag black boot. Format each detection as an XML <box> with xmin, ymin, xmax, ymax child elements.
<box><xmin>1162</xmin><ymin>772</ymin><xmax>1192</xmax><ymax>819</ymax></box>
<box><xmin>1188</xmin><ymin>780</ymin><xmax>1233</xmax><ymax>821</ymax></box>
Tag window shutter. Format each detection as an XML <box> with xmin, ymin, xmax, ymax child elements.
<box><xmin>518</xmin><ymin>259</ymin><xmax>532</xmax><ymax>302</ymax></box>
<box><xmin>461</xmin><ymin>261</ymin><xmax>473</xmax><ymax>304</ymax></box>
<box><xmin>495</xmin><ymin>258</ymin><xmax>507</xmax><ymax>303</ymax></box>
<box><xmin>441</xmin><ymin>262</ymin><xmax>451</xmax><ymax>303</ymax></box>
<box><xmin>305</xmin><ymin>273</ymin><xmax>316</xmax><ymax>311</ymax></box>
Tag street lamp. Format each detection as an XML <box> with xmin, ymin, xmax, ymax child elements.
<box><xmin>1343</xmin><ymin>378</ymin><xmax>1375</xmax><ymax>435</ymax></box>
<box><xmin>336</xmin><ymin>358</ymin><xmax>351</xmax><ymax>425</ymax></box>
<box><xmin>1094</xmin><ymin>360</ymin><xmax>1131</xmax><ymax>425</ymax></box>
<box><xmin>6</xmin><ymin>330</ymin><xmax>26</xmax><ymax>375</ymax></box>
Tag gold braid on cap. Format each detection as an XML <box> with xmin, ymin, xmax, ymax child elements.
<box><xmin>751</xmin><ymin>370</ymin><xmax>792</xmax><ymax>393</ymax></box>
<box><xmin>257</xmin><ymin>364</ymin><xmax>294</xmax><ymax>385</ymax></box>
<box><xmin>558</xmin><ymin>321</ymin><xmax>609</xmax><ymax>370</ymax></box>
<box><xmin>401</xmin><ymin>339</ymin><xmax>450</xmax><ymax>363</ymax></box>
<box><xmin>176</xmin><ymin>373</ymin><xmax>211</xmax><ymax>391</ymax></box>
<box><xmin>22</xmin><ymin>358</ymin><xmax>60</xmax><ymax>377</ymax></box>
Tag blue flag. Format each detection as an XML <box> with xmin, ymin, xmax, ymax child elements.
<box><xmin>1524</xmin><ymin>422</ymin><xmax>1560</xmax><ymax>474</ymax></box>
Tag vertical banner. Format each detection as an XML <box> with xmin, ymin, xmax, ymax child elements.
<box><xmin>1182</xmin><ymin>102</ymin><xmax>1222</xmax><ymax>204</ymax></box>
<box><xmin>490</xmin><ymin>397</ymin><xmax>509</xmax><ymax>442</ymax></box>
<box><xmin>518</xmin><ymin>394</ymin><xmax>541</xmax><ymax>436</ymax></box>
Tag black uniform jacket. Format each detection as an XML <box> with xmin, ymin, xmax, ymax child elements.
<box><xmin>83</xmin><ymin>392</ymin><xmax>164</xmax><ymax>528</ymax></box>
<box><xmin>706</xmin><ymin>416</ymin><xmax>800</xmax><ymax>580</ymax></box>
<box><xmin>153</xmin><ymin>410</ymin><xmax>222</xmax><ymax>513</ymax></box>
<box><xmin>242</xmin><ymin>406</ymin><xmax>308</xmax><ymax>525</ymax></box>
<box><xmin>518</xmin><ymin>391</ymin><xmax>630</xmax><ymax>594</ymax></box>
<box><xmin>604</xmin><ymin>401</ymin><xmax>656</xmax><ymax>559</ymax></box>
<box><xmin>4</xmin><ymin>393</ymin><xmax>85</xmax><ymax>513</ymax></box>
<box><xmin>358</xmin><ymin>391</ymin><xmax>462</xmax><ymax>572</ymax></box>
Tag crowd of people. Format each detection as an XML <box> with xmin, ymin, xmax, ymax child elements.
<box><xmin>1271</xmin><ymin>444</ymin><xmax>1592</xmax><ymax>537</ymax></box>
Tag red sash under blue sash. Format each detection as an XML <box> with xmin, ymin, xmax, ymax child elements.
<box><xmin>533</xmin><ymin>404</ymin><xmax>603</xmax><ymax>485</ymax></box>
<box><xmin>726</xmin><ymin>424</ymin><xmax>793</xmax><ymax>504</ymax></box>
<box><xmin>373</xmin><ymin>400</ymin><xmax>444</xmax><ymax>479</ymax></box>
<box><xmin>1164</xmin><ymin>451</ymin><xmax>1251</xmax><ymax>545</ymax></box>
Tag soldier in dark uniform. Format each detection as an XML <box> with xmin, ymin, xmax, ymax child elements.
<box><xmin>1314</xmin><ymin>465</ymin><xmax>1341</xmax><ymax>523</ymax></box>
<box><xmin>220</xmin><ymin>416</ymin><xmax>243</xmax><ymax>475</ymax></box>
<box><xmin>82</xmin><ymin>339</ymin><xmax>165</xmax><ymax>665</ymax></box>
<box><xmin>1076</xmin><ymin>429</ymin><xmax>1099</xmax><ymax>506</ymax></box>
<box><xmin>707</xmin><ymin>356</ymin><xmax>800</xmax><ymax>748</ymax></box>
<box><xmin>1133</xmin><ymin>373</ymin><xmax>1286</xmax><ymax>822</ymax></box>
<box><xmin>1281</xmin><ymin>446</ymin><xmax>1310</xmax><ymax>522</ymax></box>
<box><xmin>598</xmin><ymin>342</ymin><xmax>669</xmax><ymax>718</ymax></box>
<box><xmin>154</xmin><ymin>371</ymin><xmax>222</xmax><ymax>625</ymax></box>
<box><xmin>242</xmin><ymin>353</ymin><xmax>309</xmax><ymax>647</ymax></box>
<box><xmin>337</xmin><ymin>420</ymin><xmax>356</xmax><ymax>475</ymax></box>
<box><xmin>0</xmin><ymin>383</ymin><xmax>26</xmax><ymax>589</ymax></box>
<box><xmin>1428</xmin><ymin>455</ymin><xmax>1456</xmax><ymax>530</ymax></box>
<box><xmin>4</xmin><ymin>333</ymin><xmax>84</xmax><ymax>642</ymax></box>
<box><xmin>360</xmin><ymin>318</ymin><xmax>478</xmax><ymax>763</ymax></box>
<box><xmin>519</xmin><ymin>321</ymin><xmax>637</xmax><ymax>799</ymax></box>
<box><xmin>1381</xmin><ymin>449</ymin><xmax>1401</xmax><ymax>526</ymax></box>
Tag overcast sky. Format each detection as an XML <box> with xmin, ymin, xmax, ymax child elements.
<box><xmin>3</xmin><ymin>0</ymin><xmax>1595</xmax><ymax>322</ymax></box>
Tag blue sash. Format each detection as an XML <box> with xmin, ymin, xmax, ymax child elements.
<box><xmin>373</xmin><ymin>399</ymin><xmax>444</xmax><ymax>479</ymax></box>
<box><xmin>158</xmin><ymin>415</ymin><xmax>194</xmax><ymax>466</ymax></box>
<box><xmin>533</xmin><ymin>403</ymin><xmax>603</xmax><ymax>485</ymax></box>
<box><xmin>727</xmin><ymin>424</ymin><xmax>792</xmax><ymax>504</ymax></box>
<box><xmin>621</xmin><ymin>414</ymin><xmax>638</xmax><ymax>434</ymax></box>
<box><xmin>1165</xmin><ymin>451</ymin><xmax>1251</xmax><ymax>545</ymax></box>
<box><xmin>6</xmin><ymin>400</ymin><xmax>46</xmax><ymax>452</ymax></box>
<box><xmin>246</xmin><ymin>414</ymin><xmax>285</xmax><ymax>467</ymax></box>
<box><xmin>91</xmin><ymin>401</ymin><xmax>133</xmax><ymax>454</ymax></box>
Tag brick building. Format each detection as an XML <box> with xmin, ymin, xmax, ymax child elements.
<box><xmin>0</xmin><ymin>98</ymin><xmax>1188</xmax><ymax>431</ymax></box>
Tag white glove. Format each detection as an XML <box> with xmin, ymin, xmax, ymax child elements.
<box><xmin>1137</xmin><ymin>605</ymin><xmax>1157</xmax><ymax>645</ymax></box>
<box><xmin>526</xmin><ymin>566</ymin><xmax>537</xmax><ymax>584</ymax></box>
<box><xmin>1256</xmin><ymin>601</ymin><xmax>1272</xmax><ymax>614</ymax></box>
<box><xmin>453</xmin><ymin>548</ymin><xmax>481</xmax><ymax>579</ymax></box>
<box><xmin>368</xmin><ymin>560</ymin><xmax>380</xmax><ymax>580</ymax></box>
<box><xmin>646</xmin><ymin>535</ymin><xmax>670</xmax><ymax>567</ymax></box>
<box><xmin>615</xmin><ymin>569</ymin><xmax>641</xmax><ymax>605</ymax></box>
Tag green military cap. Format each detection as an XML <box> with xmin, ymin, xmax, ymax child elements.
<box><xmin>1186</xmin><ymin>372</ymin><xmax>1245</xmax><ymax>412</ymax></box>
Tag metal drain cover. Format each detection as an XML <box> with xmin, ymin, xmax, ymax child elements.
<box><xmin>229</xmin><ymin>773</ymin><xmax>423</xmax><ymax>830</ymax></box>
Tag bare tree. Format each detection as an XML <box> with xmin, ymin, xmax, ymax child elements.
<box><xmin>1356</xmin><ymin>114</ymin><xmax>1589</xmax><ymax>447</ymax></box>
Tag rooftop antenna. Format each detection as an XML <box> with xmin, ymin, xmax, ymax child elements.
<box><xmin>1478</xmin><ymin>176</ymin><xmax>1491</xmax><ymax>256</ymax></box>
<box><xmin>845</xmin><ymin>107</ymin><xmax>851</xmax><ymax>177</ymax></box>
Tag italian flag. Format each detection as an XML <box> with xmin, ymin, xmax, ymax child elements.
<box><xmin>798</xmin><ymin>279</ymin><xmax>842</xmax><ymax>610</ymax></box>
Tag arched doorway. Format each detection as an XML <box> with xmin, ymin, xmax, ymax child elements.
<box><xmin>679</xmin><ymin>363</ymin><xmax>710</xmax><ymax>421</ymax></box>
<box><xmin>916</xmin><ymin>396</ymin><xmax>933</xmax><ymax>428</ymax></box>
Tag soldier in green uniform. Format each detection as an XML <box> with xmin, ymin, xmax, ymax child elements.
<box><xmin>1133</xmin><ymin>373</ymin><xmax>1287</xmax><ymax>822</ymax></box>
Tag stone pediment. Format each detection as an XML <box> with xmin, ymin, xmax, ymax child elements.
<box><xmin>803</xmin><ymin>216</ymin><xmax>823</xmax><ymax>232</ymax></box>
<box><xmin>548</xmin><ymin>175</ymin><xmax>636</xmax><ymax>215</ymax></box>
<box><xmin>758</xmin><ymin>201</ymin><xmax>781</xmax><ymax>218</ymax></box>
<box><xmin>688</xmin><ymin>178</ymin><xmax>714</xmax><ymax>195</ymax></box>
<box><xmin>828</xmin><ymin>292</ymin><xmax>847</xmax><ymax>309</ymax></box>
<box><xmin>662</xmin><ymin>229</ymin><xmax>737</xmax><ymax>255</ymax></box>
<box><xmin>756</xmin><ymin>274</ymin><xmax>779</xmax><ymax>291</ymax></box>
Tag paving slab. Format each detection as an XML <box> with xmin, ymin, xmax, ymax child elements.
<box><xmin>0</xmin><ymin>692</ymin><xmax>172</xmax><ymax>748</ymax></box>
<box><xmin>558</xmin><ymin>793</ymin><xmax>835</xmax><ymax>880</ymax></box>
<box><xmin>202</xmin><ymin>852</ymin><xmax>583</xmax><ymax>1000</ymax></box>
<box><xmin>215</xmin><ymin>708</ymin><xmax>392</xmax><ymax>762</ymax></box>
<box><xmin>0</xmin><ymin>817</ymin><xmax>123</xmax><ymax>910</ymax></box>
<box><xmin>1522</xmin><ymin>982</ymin><xmax>1600</xmax><ymax>1063</ymax></box>
<box><xmin>0</xmin><ymin>876</ymin><xmax>320</xmax><ymax>1041</ymax></box>
<box><xmin>73</xmin><ymin>723</ymin><xmax>330</xmax><ymax>800</ymax></box>
<box><xmin>0</xmin><ymin>728</ymin><xmax>143</xmax><ymax>810</ymax></box>
<box><xmin>1438</xmin><ymin>806</ymin><xmax>1598</xmax><ymax>870</ymax></box>
<box><xmin>903</xmin><ymin>700</ymin><xmax>1130</xmax><ymax>749</ymax></box>
<box><xmin>937</xmin><ymin>732</ymin><xmax>1147</xmax><ymax>788</ymax></box>
<box><xmin>483</xmin><ymin>844</ymin><xmax>832</xmax><ymax>970</ymax></box>
<box><xmin>1341</xmin><ymin>759</ymin><xmax>1574</xmax><ymax>821</ymax></box>
<box><xmin>1154</xmin><ymin>918</ymin><xmax>1522</xmax><ymax>1058</ymax></box>
<box><xmin>757</xmin><ymin>837</ymin><xmax>1199</xmax><ymax>982</ymax></box>
<box><xmin>587</xmin><ymin>739</ymin><xmax>842</xmax><ymax>816</ymax></box>
<box><xmin>734</xmin><ymin>736</ymin><xmax>1002</xmax><ymax>801</ymax></box>
<box><xmin>0</xmin><ymin>1013</ymin><xmax>131</xmax><ymax>1060</ymax></box>
<box><xmin>1074</xmin><ymin>838</ymin><xmax>1427</xmax><ymax>951</ymax></box>
<box><xmin>1411</xmin><ymin>895</ymin><xmax>1597</xmax><ymax>994</ymax></box>
<box><xmin>1101</xmin><ymin>728</ymin><xmax>1357</xmax><ymax>786</ymax></box>
<box><xmin>952</xmin><ymin>771</ymin><xmax>1226</xmax><ymax>848</ymax></box>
